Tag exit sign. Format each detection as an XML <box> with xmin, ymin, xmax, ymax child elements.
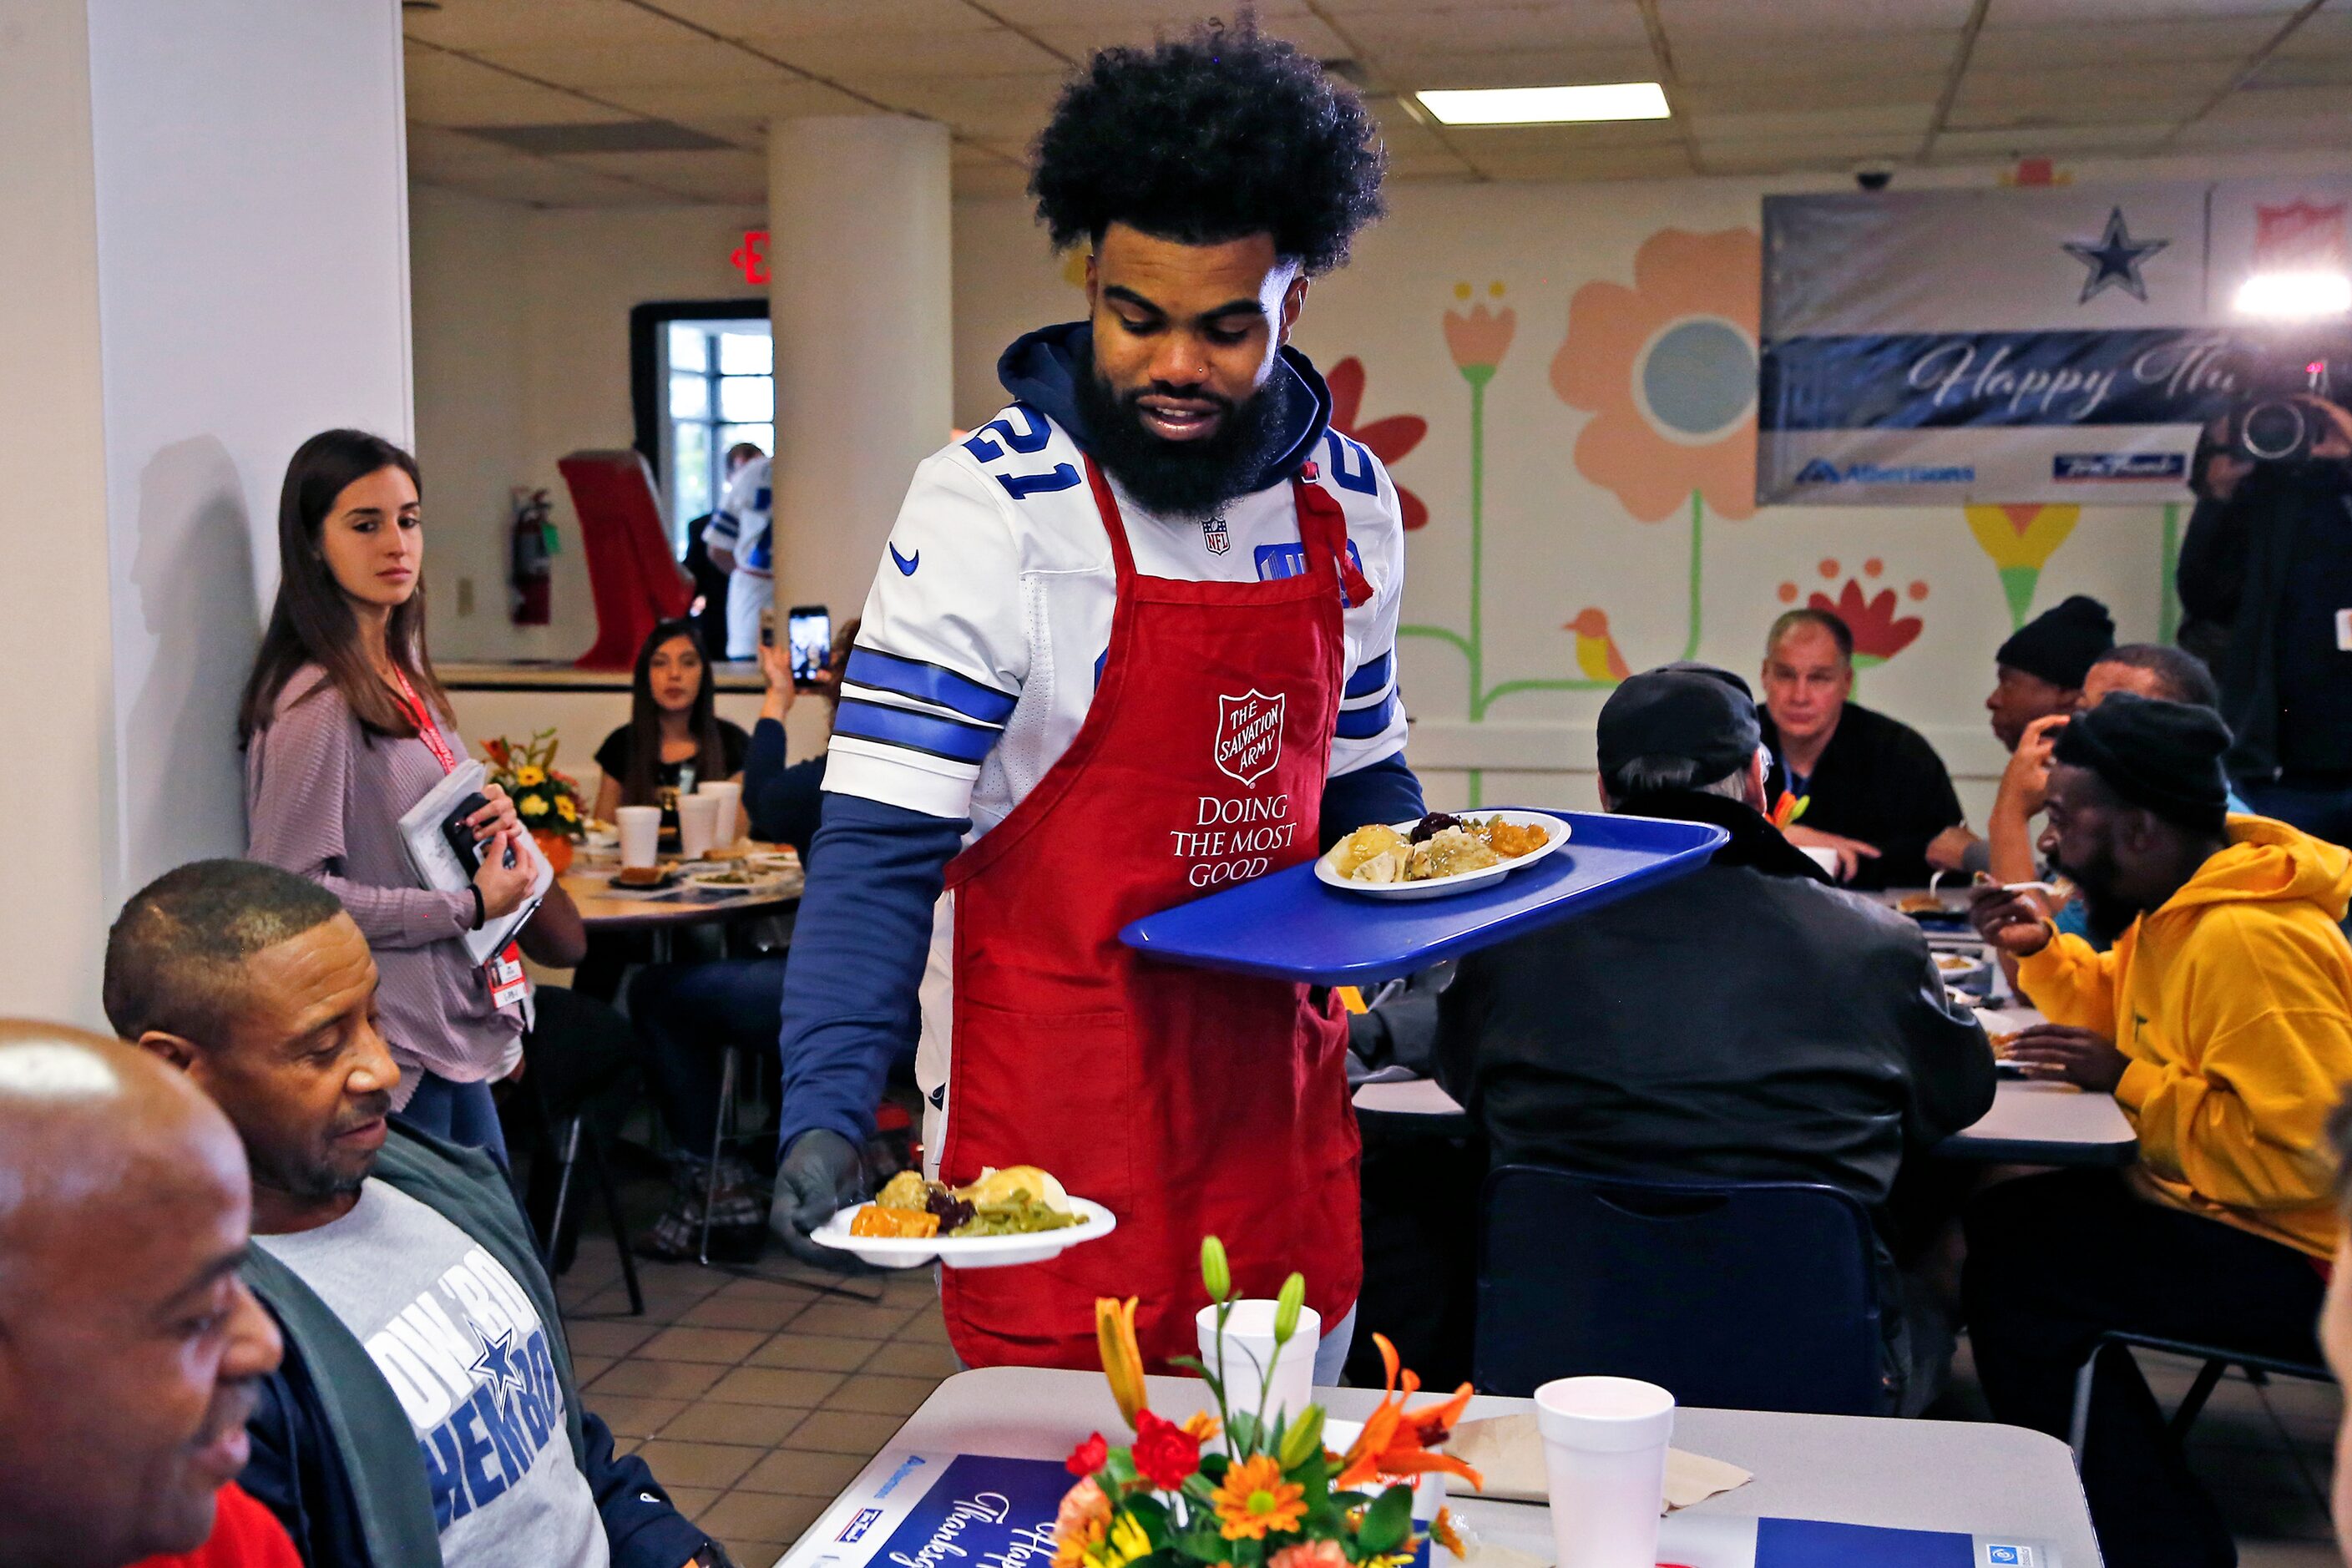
<box><xmin>731</xmin><ymin>230</ymin><xmax>770</xmax><ymax>286</ymax></box>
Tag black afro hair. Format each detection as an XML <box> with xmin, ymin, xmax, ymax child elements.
<box><xmin>1029</xmin><ymin>15</ymin><xmax>1387</xmax><ymax>276</ymax></box>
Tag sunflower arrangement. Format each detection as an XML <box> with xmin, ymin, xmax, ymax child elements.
<box><xmin>480</xmin><ymin>729</ymin><xmax>586</xmax><ymax>840</ymax></box>
<box><xmin>1055</xmin><ymin>1238</ymin><xmax>1480</xmax><ymax>1568</ymax></box>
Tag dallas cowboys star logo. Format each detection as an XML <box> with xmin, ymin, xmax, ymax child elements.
<box><xmin>468</xmin><ymin>1326</ymin><xmax>530</xmax><ymax>1398</ymax></box>
<box><xmin>2064</xmin><ymin>207</ymin><xmax>2168</xmax><ymax>304</ymax></box>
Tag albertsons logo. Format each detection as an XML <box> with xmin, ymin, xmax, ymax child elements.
<box><xmin>1797</xmin><ymin>458</ymin><xmax>1976</xmax><ymax>485</ymax></box>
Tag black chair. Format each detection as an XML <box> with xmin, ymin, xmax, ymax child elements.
<box><xmin>1475</xmin><ymin>1164</ymin><xmax>1884</xmax><ymax>1414</ymax></box>
<box><xmin>2068</xmin><ymin>1331</ymin><xmax>2334</xmax><ymax>1469</ymax></box>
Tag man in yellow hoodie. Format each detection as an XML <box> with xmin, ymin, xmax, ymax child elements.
<box><xmin>1965</xmin><ymin>692</ymin><xmax>2352</xmax><ymax>1568</ymax></box>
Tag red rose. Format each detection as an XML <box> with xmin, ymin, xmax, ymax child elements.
<box><xmin>1066</xmin><ymin>1433</ymin><xmax>1109</xmax><ymax>1477</ymax></box>
<box><xmin>1130</xmin><ymin>1409</ymin><xmax>1201</xmax><ymax>1490</ymax></box>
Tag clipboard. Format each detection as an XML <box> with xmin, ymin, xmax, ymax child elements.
<box><xmin>396</xmin><ymin>759</ymin><xmax>554</xmax><ymax>964</ymax></box>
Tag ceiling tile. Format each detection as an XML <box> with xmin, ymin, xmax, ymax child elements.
<box><xmin>974</xmin><ymin>0</ymin><xmax>1316</xmax><ymax>24</ymax></box>
<box><xmin>1687</xmin><ymin>104</ymin><xmax>1935</xmax><ymax>139</ymax></box>
<box><xmin>1339</xmin><ymin>3</ymin><xmax>1653</xmax><ymax>54</ymax></box>
<box><xmin>2201</xmin><ymin>82</ymin><xmax>2352</xmax><ymax>122</ymax></box>
<box><xmin>590</xmin><ymin>80</ymin><xmax>872</xmax><ymax>126</ymax></box>
<box><xmin>1982</xmin><ymin>0</ymin><xmax>2301</xmax><ymax>20</ymax></box>
<box><xmin>1382</xmin><ymin>44</ymin><xmax>1663</xmax><ymax>90</ymax></box>
<box><xmin>466</xmin><ymin>37</ymin><xmax>798</xmax><ymax>92</ymax></box>
<box><xmin>402</xmin><ymin>0</ymin><xmax>692</xmax><ymax>53</ymax></box>
<box><xmin>1443</xmin><ymin>119</ymin><xmax>1688</xmax><ymax>158</ymax></box>
<box><xmin>1658</xmin><ymin>0</ymin><xmax>1977</xmax><ymax>36</ymax></box>
<box><xmin>654</xmin><ymin>0</ymin><xmax>996</xmax><ymax>38</ymax></box>
<box><xmin>1675</xmin><ymin>73</ymin><xmax>1945</xmax><ymax>113</ymax></box>
<box><xmin>1925</xmin><ymin>122</ymin><xmax>2180</xmax><ymax>159</ymax></box>
<box><xmin>405</xmin><ymin>44</ymin><xmax>621</xmax><ymax>125</ymax></box>
<box><xmin>1476</xmin><ymin>145</ymin><xmax>1697</xmax><ymax>181</ymax></box>
<box><xmin>1671</xmin><ymin>31</ymin><xmax>1959</xmax><ymax>83</ymax></box>
<box><xmin>417</xmin><ymin>157</ymin><xmax>690</xmax><ymax>209</ymax></box>
<box><xmin>1947</xmin><ymin>60</ymin><xmax>2239</xmax><ymax>127</ymax></box>
<box><xmin>748</xmin><ymin>25</ymin><xmax>1067</xmax><ymax>76</ymax></box>
<box><xmin>2274</xmin><ymin>9</ymin><xmax>2352</xmax><ymax>57</ymax></box>
<box><xmin>2253</xmin><ymin>53</ymin><xmax>2352</xmax><ymax>87</ymax></box>
<box><xmin>832</xmin><ymin>73</ymin><xmax>1070</xmax><ymax>139</ymax></box>
<box><xmin>2169</xmin><ymin>112</ymin><xmax>2352</xmax><ymax>151</ymax></box>
<box><xmin>1025</xmin><ymin>13</ymin><xmax>1347</xmax><ymax>60</ymax></box>
<box><xmin>583</xmin><ymin>148</ymin><xmax>770</xmax><ymax>204</ymax></box>
<box><xmin>1696</xmin><ymin>129</ymin><xmax>1928</xmax><ymax>173</ymax></box>
<box><xmin>1970</xmin><ymin>16</ymin><xmax>2283</xmax><ymax>68</ymax></box>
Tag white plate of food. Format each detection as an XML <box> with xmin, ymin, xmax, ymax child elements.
<box><xmin>811</xmin><ymin>1166</ymin><xmax>1115</xmax><ymax>1270</ymax></box>
<box><xmin>680</xmin><ymin>864</ymin><xmax>800</xmax><ymax>897</ymax></box>
<box><xmin>1317</xmin><ymin>811</ymin><xmax>1570</xmax><ymax>900</ymax></box>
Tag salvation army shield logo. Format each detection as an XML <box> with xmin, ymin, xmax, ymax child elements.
<box><xmin>1214</xmin><ymin>690</ymin><xmax>1285</xmax><ymax>787</ymax></box>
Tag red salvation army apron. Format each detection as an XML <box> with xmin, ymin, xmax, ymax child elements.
<box><xmin>391</xmin><ymin>670</ymin><xmax>531</xmax><ymax>1014</ymax></box>
<box><xmin>938</xmin><ymin>456</ymin><xmax>1375</xmax><ymax>1371</ymax></box>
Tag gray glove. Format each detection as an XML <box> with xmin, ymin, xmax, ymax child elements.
<box><xmin>767</xmin><ymin>1129</ymin><xmax>867</xmax><ymax>1266</ymax></box>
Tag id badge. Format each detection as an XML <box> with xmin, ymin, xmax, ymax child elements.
<box><xmin>487</xmin><ymin>943</ymin><xmax>530</xmax><ymax>1009</ymax></box>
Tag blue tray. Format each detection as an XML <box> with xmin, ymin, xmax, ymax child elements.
<box><xmin>1118</xmin><ymin>811</ymin><xmax>1728</xmax><ymax>985</ymax></box>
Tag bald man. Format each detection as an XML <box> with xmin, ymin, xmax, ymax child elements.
<box><xmin>0</xmin><ymin>1023</ymin><xmax>286</xmax><ymax>1568</ymax></box>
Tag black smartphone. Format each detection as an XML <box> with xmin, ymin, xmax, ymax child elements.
<box><xmin>788</xmin><ymin>604</ymin><xmax>831</xmax><ymax>690</ymax></box>
<box><xmin>440</xmin><ymin>792</ymin><xmax>518</xmax><ymax>876</ymax></box>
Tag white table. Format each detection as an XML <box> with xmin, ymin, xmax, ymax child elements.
<box><xmin>776</xmin><ymin>1367</ymin><xmax>2100</xmax><ymax>1567</ymax></box>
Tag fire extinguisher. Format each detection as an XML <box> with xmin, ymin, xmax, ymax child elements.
<box><xmin>510</xmin><ymin>487</ymin><xmax>555</xmax><ymax>626</ymax></box>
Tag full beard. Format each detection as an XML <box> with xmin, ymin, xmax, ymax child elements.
<box><xmin>1074</xmin><ymin>367</ymin><xmax>1296</xmax><ymax>522</ymax></box>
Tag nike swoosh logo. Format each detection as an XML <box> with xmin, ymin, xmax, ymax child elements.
<box><xmin>889</xmin><ymin>543</ymin><xmax>919</xmax><ymax>576</ymax></box>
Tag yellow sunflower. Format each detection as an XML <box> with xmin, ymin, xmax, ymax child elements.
<box><xmin>520</xmin><ymin>796</ymin><xmax>549</xmax><ymax>817</ymax></box>
<box><xmin>1211</xmin><ymin>1455</ymin><xmax>1307</xmax><ymax>1541</ymax></box>
<box><xmin>555</xmin><ymin>796</ymin><xmax>579</xmax><ymax>822</ymax></box>
<box><xmin>515</xmin><ymin>765</ymin><xmax>547</xmax><ymax>788</ymax></box>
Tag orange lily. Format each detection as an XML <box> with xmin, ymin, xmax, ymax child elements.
<box><xmin>1335</xmin><ymin>1334</ymin><xmax>1483</xmax><ymax>1493</ymax></box>
<box><xmin>1095</xmin><ymin>1297</ymin><xmax>1147</xmax><ymax>1429</ymax></box>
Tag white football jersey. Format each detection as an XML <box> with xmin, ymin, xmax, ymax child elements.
<box><xmin>824</xmin><ymin>401</ymin><xmax>1409</xmax><ymax>837</ymax></box>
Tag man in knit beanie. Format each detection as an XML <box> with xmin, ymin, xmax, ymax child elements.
<box><xmin>1985</xmin><ymin>594</ymin><xmax>2114</xmax><ymax>751</ymax></box>
<box><xmin>1963</xmin><ymin>693</ymin><xmax>2352</xmax><ymax>1568</ymax></box>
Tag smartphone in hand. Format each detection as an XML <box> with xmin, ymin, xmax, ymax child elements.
<box><xmin>788</xmin><ymin>604</ymin><xmax>831</xmax><ymax>690</ymax></box>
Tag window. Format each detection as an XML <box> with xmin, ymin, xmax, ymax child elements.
<box><xmin>657</xmin><ymin>318</ymin><xmax>774</xmax><ymax>550</ymax></box>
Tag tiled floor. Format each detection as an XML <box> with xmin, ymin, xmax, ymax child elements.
<box><xmin>554</xmin><ymin>1222</ymin><xmax>2344</xmax><ymax>1568</ymax></box>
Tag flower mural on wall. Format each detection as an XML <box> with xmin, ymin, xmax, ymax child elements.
<box><xmin>1324</xmin><ymin>357</ymin><xmax>1429</xmax><ymax>531</ymax></box>
<box><xmin>1964</xmin><ymin>503</ymin><xmax>2080</xmax><ymax>630</ymax></box>
<box><xmin>1550</xmin><ymin>227</ymin><xmax>1761</xmax><ymax>525</ymax></box>
<box><xmin>1776</xmin><ymin>557</ymin><xmax>1929</xmax><ymax>669</ymax></box>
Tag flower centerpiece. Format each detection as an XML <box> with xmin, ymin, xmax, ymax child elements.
<box><xmin>1056</xmin><ymin>1238</ymin><xmax>1480</xmax><ymax>1568</ymax></box>
<box><xmin>480</xmin><ymin>729</ymin><xmax>586</xmax><ymax>873</ymax></box>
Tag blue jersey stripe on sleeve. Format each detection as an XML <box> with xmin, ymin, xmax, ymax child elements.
<box><xmin>1334</xmin><ymin>693</ymin><xmax>1397</xmax><ymax>740</ymax></box>
<box><xmin>834</xmin><ymin>697</ymin><xmax>1000</xmax><ymax>765</ymax></box>
<box><xmin>843</xmin><ymin>647</ymin><xmax>1018</xmax><ymax>725</ymax></box>
<box><xmin>1344</xmin><ymin>650</ymin><xmax>1393</xmax><ymax>700</ymax></box>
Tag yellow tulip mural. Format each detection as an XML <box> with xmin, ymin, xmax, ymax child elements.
<box><xmin>1965</xmin><ymin>503</ymin><xmax>2081</xmax><ymax>630</ymax></box>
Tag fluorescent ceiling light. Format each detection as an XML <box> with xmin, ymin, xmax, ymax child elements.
<box><xmin>2233</xmin><ymin>270</ymin><xmax>2352</xmax><ymax>319</ymax></box>
<box><xmin>1416</xmin><ymin>83</ymin><xmax>1671</xmax><ymax>126</ymax></box>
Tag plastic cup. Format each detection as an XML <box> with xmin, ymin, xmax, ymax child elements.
<box><xmin>616</xmin><ymin>806</ymin><xmax>661</xmax><ymax>869</ymax></box>
<box><xmin>1196</xmin><ymin>1300</ymin><xmax>1320</xmax><ymax>1443</ymax></box>
<box><xmin>1533</xmin><ymin>1377</ymin><xmax>1675</xmax><ymax>1568</ymax></box>
<box><xmin>676</xmin><ymin>792</ymin><xmax>721</xmax><ymax>860</ymax></box>
<box><xmin>1800</xmin><ymin>844</ymin><xmax>1842</xmax><ymax>878</ymax></box>
<box><xmin>696</xmin><ymin>779</ymin><xmax>742</xmax><ymax>847</ymax></box>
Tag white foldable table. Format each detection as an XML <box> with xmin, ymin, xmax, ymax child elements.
<box><xmin>774</xmin><ymin>1367</ymin><xmax>2101</xmax><ymax>1567</ymax></box>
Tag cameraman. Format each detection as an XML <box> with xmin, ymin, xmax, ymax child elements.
<box><xmin>2177</xmin><ymin>391</ymin><xmax>2352</xmax><ymax>846</ymax></box>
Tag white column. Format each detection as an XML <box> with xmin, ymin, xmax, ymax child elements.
<box><xmin>0</xmin><ymin>0</ymin><xmax>412</xmax><ymax>1024</ymax></box>
<box><xmin>766</xmin><ymin>117</ymin><xmax>954</xmax><ymax>665</ymax></box>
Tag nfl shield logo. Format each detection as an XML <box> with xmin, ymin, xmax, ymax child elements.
<box><xmin>1202</xmin><ymin>513</ymin><xmax>1231</xmax><ymax>555</ymax></box>
<box><xmin>1214</xmin><ymin>690</ymin><xmax>1285</xmax><ymax>787</ymax></box>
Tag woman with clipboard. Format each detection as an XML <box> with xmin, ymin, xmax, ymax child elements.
<box><xmin>240</xmin><ymin>430</ymin><xmax>584</xmax><ymax>1159</ymax></box>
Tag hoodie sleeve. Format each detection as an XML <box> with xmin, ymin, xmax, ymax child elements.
<box><xmin>2113</xmin><ymin>905</ymin><xmax>2352</xmax><ymax>1216</ymax></box>
<box><xmin>822</xmin><ymin>451</ymin><xmax>1026</xmax><ymax>822</ymax></box>
<box><xmin>2013</xmin><ymin>928</ymin><xmax>2120</xmax><ymax>1029</ymax></box>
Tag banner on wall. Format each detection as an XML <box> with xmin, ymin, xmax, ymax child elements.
<box><xmin>1758</xmin><ymin>180</ymin><xmax>2352</xmax><ymax>504</ymax></box>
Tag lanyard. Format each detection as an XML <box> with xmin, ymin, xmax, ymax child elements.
<box><xmin>388</xmin><ymin>667</ymin><xmax>460</xmax><ymax>775</ymax></box>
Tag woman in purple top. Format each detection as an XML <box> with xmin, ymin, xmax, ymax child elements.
<box><xmin>238</xmin><ymin>430</ymin><xmax>549</xmax><ymax>1157</ymax></box>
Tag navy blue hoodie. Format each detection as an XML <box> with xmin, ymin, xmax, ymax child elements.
<box><xmin>771</xmin><ymin>326</ymin><xmax>1423</xmax><ymax>1156</ymax></box>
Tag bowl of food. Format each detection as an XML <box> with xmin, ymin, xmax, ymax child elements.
<box><xmin>681</xmin><ymin>863</ymin><xmax>799</xmax><ymax>898</ymax></box>
<box><xmin>812</xmin><ymin>1165</ymin><xmax>1114</xmax><ymax>1269</ymax></box>
<box><xmin>1318</xmin><ymin>811</ymin><xmax>1568</xmax><ymax>900</ymax></box>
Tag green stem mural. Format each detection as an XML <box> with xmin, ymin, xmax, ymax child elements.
<box><xmin>1403</xmin><ymin>359</ymin><xmax>1706</xmax><ymax>806</ymax></box>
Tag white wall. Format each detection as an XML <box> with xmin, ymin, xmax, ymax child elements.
<box><xmin>88</xmin><ymin>0</ymin><xmax>415</xmax><ymax>903</ymax></box>
<box><xmin>410</xmin><ymin>198</ymin><xmax>763</xmax><ymax>664</ymax></box>
<box><xmin>0</xmin><ymin>0</ymin><xmax>116</xmax><ymax>1022</ymax></box>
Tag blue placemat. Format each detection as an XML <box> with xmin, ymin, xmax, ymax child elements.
<box><xmin>1118</xmin><ymin>810</ymin><xmax>1727</xmax><ymax>985</ymax></box>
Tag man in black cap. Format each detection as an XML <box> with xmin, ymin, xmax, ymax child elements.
<box><xmin>1984</xmin><ymin>594</ymin><xmax>2113</xmax><ymax>753</ymax></box>
<box><xmin>1965</xmin><ymin>694</ymin><xmax>2352</xmax><ymax>1568</ymax></box>
<box><xmin>1433</xmin><ymin>664</ymin><xmax>1993</xmax><ymax>1415</ymax></box>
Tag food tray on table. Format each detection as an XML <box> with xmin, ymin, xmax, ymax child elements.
<box><xmin>1119</xmin><ymin>809</ymin><xmax>1727</xmax><ymax>986</ymax></box>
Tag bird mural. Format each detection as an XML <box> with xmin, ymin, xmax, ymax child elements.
<box><xmin>1563</xmin><ymin>608</ymin><xmax>1631</xmax><ymax>683</ymax></box>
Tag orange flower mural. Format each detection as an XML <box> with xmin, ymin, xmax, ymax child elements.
<box><xmin>1776</xmin><ymin>557</ymin><xmax>1930</xmax><ymax>670</ymax></box>
<box><xmin>1325</xmin><ymin>357</ymin><xmax>1429</xmax><ymax>532</ymax></box>
<box><xmin>1444</xmin><ymin>301</ymin><xmax>1516</xmax><ymax>383</ymax></box>
<box><xmin>1551</xmin><ymin>227</ymin><xmax>1761</xmax><ymax>524</ymax></box>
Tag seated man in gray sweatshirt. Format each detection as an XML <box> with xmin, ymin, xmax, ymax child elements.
<box><xmin>102</xmin><ymin>859</ymin><xmax>731</xmax><ymax>1568</ymax></box>
<box><xmin>1434</xmin><ymin>665</ymin><xmax>1995</xmax><ymax>1414</ymax></box>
